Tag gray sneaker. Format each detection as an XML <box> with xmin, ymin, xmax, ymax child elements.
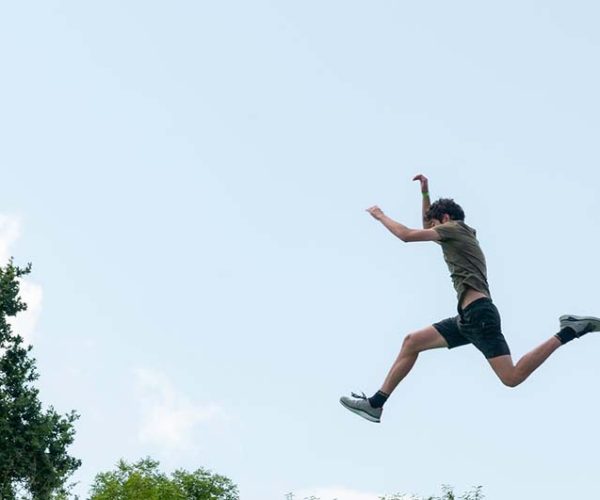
<box><xmin>560</xmin><ymin>314</ymin><xmax>600</xmax><ymax>337</ymax></box>
<box><xmin>339</xmin><ymin>392</ymin><xmax>382</xmax><ymax>423</ymax></box>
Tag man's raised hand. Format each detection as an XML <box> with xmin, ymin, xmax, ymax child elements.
<box><xmin>412</xmin><ymin>174</ymin><xmax>429</xmax><ymax>194</ymax></box>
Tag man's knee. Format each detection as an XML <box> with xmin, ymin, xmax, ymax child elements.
<box><xmin>489</xmin><ymin>355</ymin><xmax>524</xmax><ymax>388</ymax></box>
<box><xmin>499</xmin><ymin>372</ymin><xmax>522</xmax><ymax>388</ymax></box>
<box><xmin>400</xmin><ymin>327</ymin><xmax>447</xmax><ymax>355</ymax></box>
<box><xmin>401</xmin><ymin>333</ymin><xmax>420</xmax><ymax>354</ymax></box>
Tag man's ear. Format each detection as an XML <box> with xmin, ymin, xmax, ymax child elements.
<box><xmin>442</xmin><ymin>214</ymin><xmax>451</xmax><ymax>223</ymax></box>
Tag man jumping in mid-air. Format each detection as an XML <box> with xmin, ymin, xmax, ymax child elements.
<box><xmin>340</xmin><ymin>174</ymin><xmax>600</xmax><ymax>423</ymax></box>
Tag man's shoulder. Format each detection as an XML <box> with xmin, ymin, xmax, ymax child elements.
<box><xmin>435</xmin><ymin>220</ymin><xmax>477</xmax><ymax>240</ymax></box>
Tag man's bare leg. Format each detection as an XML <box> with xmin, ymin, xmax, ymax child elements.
<box><xmin>339</xmin><ymin>325</ymin><xmax>448</xmax><ymax>422</ymax></box>
<box><xmin>488</xmin><ymin>336</ymin><xmax>561</xmax><ymax>387</ymax></box>
<box><xmin>380</xmin><ymin>325</ymin><xmax>448</xmax><ymax>395</ymax></box>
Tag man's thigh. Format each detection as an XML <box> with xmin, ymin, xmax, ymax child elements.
<box><xmin>408</xmin><ymin>325</ymin><xmax>451</xmax><ymax>352</ymax></box>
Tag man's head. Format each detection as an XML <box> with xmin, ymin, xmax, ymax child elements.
<box><xmin>426</xmin><ymin>198</ymin><xmax>465</xmax><ymax>226</ymax></box>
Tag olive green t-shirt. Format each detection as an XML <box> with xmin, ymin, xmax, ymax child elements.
<box><xmin>433</xmin><ymin>220</ymin><xmax>490</xmax><ymax>305</ymax></box>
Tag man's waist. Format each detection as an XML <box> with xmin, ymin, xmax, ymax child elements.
<box><xmin>459</xmin><ymin>289</ymin><xmax>490</xmax><ymax>311</ymax></box>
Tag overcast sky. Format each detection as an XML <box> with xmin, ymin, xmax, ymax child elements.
<box><xmin>1</xmin><ymin>2</ymin><xmax>599</xmax><ymax>499</ymax></box>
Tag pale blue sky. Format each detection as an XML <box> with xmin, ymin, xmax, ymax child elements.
<box><xmin>1</xmin><ymin>2</ymin><xmax>599</xmax><ymax>499</ymax></box>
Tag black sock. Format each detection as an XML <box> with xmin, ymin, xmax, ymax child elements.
<box><xmin>555</xmin><ymin>327</ymin><xmax>577</xmax><ymax>345</ymax></box>
<box><xmin>368</xmin><ymin>390</ymin><xmax>389</xmax><ymax>409</ymax></box>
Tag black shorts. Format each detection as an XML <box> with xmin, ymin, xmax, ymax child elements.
<box><xmin>433</xmin><ymin>297</ymin><xmax>511</xmax><ymax>359</ymax></box>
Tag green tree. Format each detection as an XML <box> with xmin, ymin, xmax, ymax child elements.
<box><xmin>89</xmin><ymin>457</ymin><xmax>239</xmax><ymax>500</ymax></box>
<box><xmin>0</xmin><ymin>260</ymin><xmax>81</xmax><ymax>499</ymax></box>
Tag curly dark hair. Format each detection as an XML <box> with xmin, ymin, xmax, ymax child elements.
<box><xmin>425</xmin><ymin>198</ymin><xmax>465</xmax><ymax>222</ymax></box>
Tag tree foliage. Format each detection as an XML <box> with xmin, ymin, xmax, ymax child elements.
<box><xmin>89</xmin><ymin>457</ymin><xmax>239</xmax><ymax>500</ymax></box>
<box><xmin>381</xmin><ymin>485</ymin><xmax>484</xmax><ymax>500</ymax></box>
<box><xmin>0</xmin><ymin>259</ymin><xmax>81</xmax><ymax>499</ymax></box>
<box><xmin>286</xmin><ymin>485</ymin><xmax>484</xmax><ymax>500</ymax></box>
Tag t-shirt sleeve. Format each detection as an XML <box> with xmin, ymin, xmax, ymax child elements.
<box><xmin>433</xmin><ymin>222</ymin><xmax>458</xmax><ymax>242</ymax></box>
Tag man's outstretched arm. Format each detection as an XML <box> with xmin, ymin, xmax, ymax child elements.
<box><xmin>413</xmin><ymin>174</ymin><xmax>432</xmax><ymax>229</ymax></box>
<box><xmin>366</xmin><ymin>206</ymin><xmax>440</xmax><ymax>242</ymax></box>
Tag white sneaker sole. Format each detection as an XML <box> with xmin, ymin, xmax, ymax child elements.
<box><xmin>339</xmin><ymin>398</ymin><xmax>381</xmax><ymax>423</ymax></box>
